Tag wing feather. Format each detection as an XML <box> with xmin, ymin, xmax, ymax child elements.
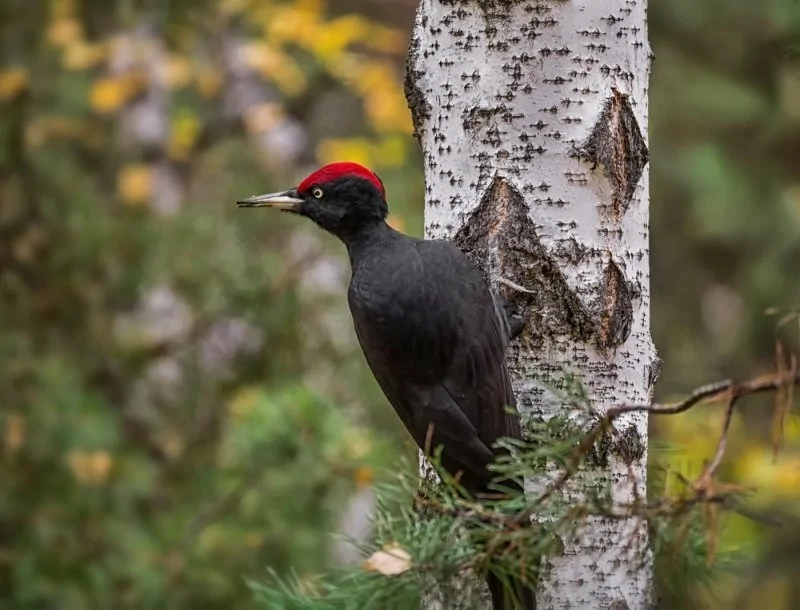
<box><xmin>348</xmin><ymin>238</ymin><xmax>522</xmax><ymax>492</ymax></box>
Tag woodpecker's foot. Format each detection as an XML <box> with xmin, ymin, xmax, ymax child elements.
<box><xmin>505</xmin><ymin>310</ymin><xmax>525</xmax><ymax>341</ymax></box>
<box><xmin>495</xmin><ymin>282</ymin><xmax>527</xmax><ymax>340</ymax></box>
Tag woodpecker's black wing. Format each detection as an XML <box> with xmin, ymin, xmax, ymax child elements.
<box><xmin>347</xmin><ymin>236</ymin><xmax>522</xmax><ymax>492</ymax></box>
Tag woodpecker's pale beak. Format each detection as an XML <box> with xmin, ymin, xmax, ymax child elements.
<box><xmin>236</xmin><ymin>189</ymin><xmax>303</xmax><ymax>210</ymax></box>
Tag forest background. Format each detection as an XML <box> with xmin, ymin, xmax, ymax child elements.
<box><xmin>1</xmin><ymin>0</ymin><xmax>799</xmax><ymax>608</ymax></box>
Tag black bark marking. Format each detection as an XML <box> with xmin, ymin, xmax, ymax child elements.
<box><xmin>404</xmin><ymin>31</ymin><xmax>432</xmax><ymax>143</ymax></box>
<box><xmin>455</xmin><ymin>175</ymin><xmax>632</xmax><ymax>349</ymax></box>
<box><xmin>462</xmin><ymin>105</ymin><xmax>522</xmax><ymax>150</ymax></box>
<box><xmin>612</xmin><ymin>424</ymin><xmax>645</xmax><ymax>466</ymax></box>
<box><xmin>463</xmin><ymin>105</ymin><xmax>504</xmax><ymax>131</ymax></box>
<box><xmin>573</xmin><ymin>89</ymin><xmax>648</xmax><ymax>219</ymax></box>
<box><xmin>440</xmin><ymin>0</ymin><xmax>524</xmax><ymax>19</ymax></box>
<box><xmin>594</xmin><ymin>259</ymin><xmax>633</xmax><ymax>349</ymax></box>
<box><xmin>551</xmin><ymin>237</ymin><xmax>595</xmax><ymax>266</ymax></box>
<box><xmin>590</xmin><ymin>425</ymin><xmax>613</xmax><ymax>469</ymax></box>
<box><xmin>646</xmin><ymin>354</ymin><xmax>662</xmax><ymax>389</ymax></box>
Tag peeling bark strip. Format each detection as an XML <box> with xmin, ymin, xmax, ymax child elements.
<box><xmin>408</xmin><ymin>0</ymin><xmax>656</xmax><ymax>608</ymax></box>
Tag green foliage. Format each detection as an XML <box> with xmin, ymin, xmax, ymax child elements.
<box><xmin>251</xmin><ymin>417</ymin><xmax>748</xmax><ymax>609</ymax></box>
<box><xmin>649</xmin><ymin>5</ymin><xmax>800</xmax><ymax>602</ymax></box>
<box><xmin>0</xmin><ymin>0</ymin><xmax>417</xmax><ymax>608</ymax></box>
<box><xmin>1</xmin><ymin>364</ymin><xmax>386</xmax><ymax>609</ymax></box>
<box><xmin>650</xmin><ymin>0</ymin><xmax>800</xmax><ymax>389</ymax></box>
<box><xmin>651</xmin><ymin>510</ymin><xmax>743</xmax><ymax>607</ymax></box>
<box><xmin>0</xmin><ymin>0</ymin><xmax>798</xmax><ymax>608</ymax></box>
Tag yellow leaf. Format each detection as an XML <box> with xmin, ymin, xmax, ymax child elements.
<box><xmin>350</xmin><ymin>61</ymin><xmax>393</xmax><ymax>91</ymax></box>
<box><xmin>365</xmin><ymin>88</ymin><xmax>413</xmax><ymax>134</ymax></box>
<box><xmin>241</xmin><ymin>41</ymin><xmax>272</xmax><ymax>70</ymax></box>
<box><xmin>363</xmin><ymin>542</ymin><xmax>412</xmax><ymax>576</ymax></box>
<box><xmin>117</xmin><ymin>164</ymin><xmax>153</xmax><ymax>205</ymax></box>
<box><xmin>364</xmin><ymin>26</ymin><xmax>407</xmax><ymax>55</ymax></box>
<box><xmin>63</xmin><ymin>40</ymin><xmax>106</xmax><ymax>70</ymax></box>
<box><xmin>168</xmin><ymin>110</ymin><xmax>201</xmax><ymax>160</ymax></box>
<box><xmin>353</xmin><ymin>465</ymin><xmax>374</xmax><ymax>488</ymax></box>
<box><xmin>243</xmin><ymin>102</ymin><xmax>284</xmax><ymax>134</ymax></box>
<box><xmin>267</xmin><ymin>5</ymin><xmax>322</xmax><ymax>48</ymax></box>
<box><xmin>220</xmin><ymin>0</ymin><xmax>248</xmax><ymax>15</ymax></box>
<box><xmin>67</xmin><ymin>450</ymin><xmax>113</xmax><ymax>485</ymax></box>
<box><xmin>4</xmin><ymin>413</ymin><xmax>24</xmax><ymax>454</ymax></box>
<box><xmin>327</xmin><ymin>59</ymin><xmax>412</xmax><ymax>134</ymax></box>
<box><xmin>311</xmin><ymin>15</ymin><xmax>368</xmax><ymax>57</ymax></box>
<box><xmin>316</xmin><ymin>138</ymin><xmax>373</xmax><ymax>168</ymax></box>
<box><xmin>46</xmin><ymin>18</ymin><xmax>83</xmax><ymax>47</ymax></box>
<box><xmin>773</xmin><ymin>457</ymin><xmax>800</xmax><ymax>492</ymax></box>
<box><xmin>0</xmin><ymin>68</ymin><xmax>29</xmax><ymax>101</ymax></box>
<box><xmin>89</xmin><ymin>77</ymin><xmax>131</xmax><ymax>114</ymax></box>
<box><xmin>241</xmin><ymin>42</ymin><xmax>306</xmax><ymax>96</ymax></box>
<box><xmin>195</xmin><ymin>67</ymin><xmax>222</xmax><ymax>98</ymax></box>
<box><xmin>375</xmin><ymin>136</ymin><xmax>408</xmax><ymax>167</ymax></box>
<box><xmin>297</xmin><ymin>0</ymin><xmax>324</xmax><ymax>12</ymax></box>
<box><xmin>737</xmin><ymin>448</ymin><xmax>800</xmax><ymax>498</ymax></box>
<box><xmin>326</xmin><ymin>52</ymin><xmax>362</xmax><ymax>82</ymax></box>
<box><xmin>163</xmin><ymin>54</ymin><xmax>192</xmax><ymax>89</ymax></box>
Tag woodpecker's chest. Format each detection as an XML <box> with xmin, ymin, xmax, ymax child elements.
<box><xmin>347</xmin><ymin>252</ymin><xmax>425</xmax><ymax>327</ymax></box>
<box><xmin>347</xmin><ymin>244</ymin><xmax>455</xmax><ymax>371</ymax></box>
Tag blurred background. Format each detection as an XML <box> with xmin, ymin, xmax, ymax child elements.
<box><xmin>0</xmin><ymin>0</ymin><xmax>798</xmax><ymax>608</ymax></box>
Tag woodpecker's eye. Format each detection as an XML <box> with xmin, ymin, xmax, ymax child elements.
<box><xmin>312</xmin><ymin>187</ymin><xmax>324</xmax><ymax>199</ymax></box>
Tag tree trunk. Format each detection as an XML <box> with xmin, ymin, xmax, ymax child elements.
<box><xmin>406</xmin><ymin>1</ymin><xmax>657</xmax><ymax>608</ymax></box>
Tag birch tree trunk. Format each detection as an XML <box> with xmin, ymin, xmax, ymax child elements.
<box><xmin>406</xmin><ymin>1</ymin><xmax>658</xmax><ymax>608</ymax></box>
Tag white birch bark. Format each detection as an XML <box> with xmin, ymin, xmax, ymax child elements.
<box><xmin>406</xmin><ymin>1</ymin><xmax>658</xmax><ymax>608</ymax></box>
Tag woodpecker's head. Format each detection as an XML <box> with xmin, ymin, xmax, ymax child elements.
<box><xmin>237</xmin><ymin>162</ymin><xmax>387</xmax><ymax>237</ymax></box>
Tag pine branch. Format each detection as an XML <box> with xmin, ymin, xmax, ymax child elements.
<box><xmin>253</xmin><ymin>361</ymin><xmax>798</xmax><ymax>608</ymax></box>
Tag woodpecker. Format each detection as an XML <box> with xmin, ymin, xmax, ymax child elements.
<box><xmin>238</xmin><ymin>162</ymin><xmax>535</xmax><ymax>610</ymax></box>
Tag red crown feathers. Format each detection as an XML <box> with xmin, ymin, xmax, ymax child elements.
<box><xmin>298</xmin><ymin>162</ymin><xmax>385</xmax><ymax>198</ymax></box>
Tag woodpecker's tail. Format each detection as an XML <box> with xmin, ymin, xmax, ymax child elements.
<box><xmin>486</xmin><ymin>571</ymin><xmax>537</xmax><ymax>610</ymax></box>
<box><xmin>479</xmin><ymin>477</ymin><xmax>538</xmax><ymax>610</ymax></box>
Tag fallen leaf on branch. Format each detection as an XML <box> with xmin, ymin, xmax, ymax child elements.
<box><xmin>362</xmin><ymin>542</ymin><xmax>412</xmax><ymax>576</ymax></box>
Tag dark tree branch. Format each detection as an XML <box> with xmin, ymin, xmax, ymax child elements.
<box><xmin>521</xmin><ymin>368</ymin><xmax>800</xmax><ymax>525</ymax></box>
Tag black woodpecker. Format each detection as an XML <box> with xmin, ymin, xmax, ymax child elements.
<box><xmin>238</xmin><ymin>162</ymin><xmax>535</xmax><ymax>610</ymax></box>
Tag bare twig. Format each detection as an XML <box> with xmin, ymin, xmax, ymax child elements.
<box><xmin>697</xmin><ymin>395</ymin><xmax>738</xmax><ymax>485</ymax></box>
<box><xmin>498</xmin><ymin>277</ymin><xmax>536</xmax><ymax>295</ymax></box>
<box><xmin>523</xmin><ymin>370</ymin><xmax>800</xmax><ymax>524</ymax></box>
<box><xmin>411</xmin><ymin>367</ymin><xmax>796</xmax><ymax>573</ymax></box>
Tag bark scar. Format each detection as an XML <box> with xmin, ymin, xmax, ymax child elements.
<box><xmin>573</xmin><ymin>89</ymin><xmax>648</xmax><ymax>220</ymax></box>
<box><xmin>597</xmin><ymin>258</ymin><xmax>633</xmax><ymax>349</ymax></box>
<box><xmin>454</xmin><ymin>175</ymin><xmax>633</xmax><ymax>350</ymax></box>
